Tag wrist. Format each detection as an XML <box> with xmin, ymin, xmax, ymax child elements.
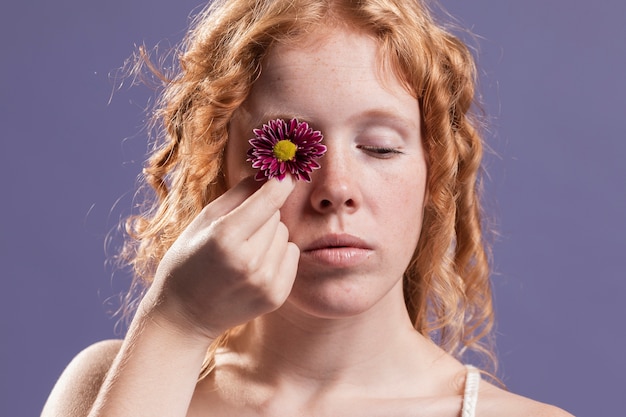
<box><xmin>135</xmin><ymin>291</ymin><xmax>219</xmax><ymax>349</ymax></box>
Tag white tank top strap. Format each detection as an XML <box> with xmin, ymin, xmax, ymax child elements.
<box><xmin>461</xmin><ymin>365</ymin><xmax>481</xmax><ymax>417</ymax></box>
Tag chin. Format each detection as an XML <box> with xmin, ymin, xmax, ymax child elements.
<box><xmin>284</xmin><ymin>272</ymin><xmax>400</xmax><ymax>320</ymax></box>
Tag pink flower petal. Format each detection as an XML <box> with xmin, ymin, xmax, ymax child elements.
<box><xmin>246</xmin><ymin>118</ymin><xmax>326</xmax><ymax>182</ymax></box>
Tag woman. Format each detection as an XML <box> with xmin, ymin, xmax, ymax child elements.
<box><xmin>42</xmin><ymin>0</ymin><xmax>572</xmax><ymax>416</ymax></box>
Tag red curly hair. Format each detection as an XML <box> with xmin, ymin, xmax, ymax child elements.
<box><xmin>119</xmin><ymin>0</ymin><xmax>496</xmax><ymax>376</ymax></box>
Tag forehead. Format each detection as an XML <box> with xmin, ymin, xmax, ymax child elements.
<box><xmin>265</xmin><ymin>26</ymin><xmax>376</xmax><ymax>71</ymax></box>
<box><xmin>243</xmin><ymin>27</ymin><xmax>419</xmax><ymax>130</ymax></box>
<box><xmin>261</xmin><ymin>27</ymin><xmax>391</xmax><ymax>90</ymax></box>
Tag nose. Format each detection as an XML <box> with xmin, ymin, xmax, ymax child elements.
<box><xmin>308</xmin><ymin>143</ymin><xmax>361</xmax><ymax>214</ymax></box>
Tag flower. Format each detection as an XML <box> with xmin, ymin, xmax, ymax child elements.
<box><xmin>246</xmin><ymin>118</ymin><xmax>326</xmax><ymax>182</ymax></box>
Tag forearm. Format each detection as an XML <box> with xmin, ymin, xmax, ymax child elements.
<box><xmin>88</xmin><ymin>304</ymin><xmax>212</xmax><ymax>417</ymax></box>
<box><xmin>85</xmin><ymin>178</ymin><xmax>297</xmax><ymax>417</ymax></box>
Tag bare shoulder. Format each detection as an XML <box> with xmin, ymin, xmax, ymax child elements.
<box><xmin>478</xmin><ymin>381</ymin><xmax>574</xmax><ymax>417</ymax></box>
<box><xmin>41</xmin><ymin>339</ymin><xmax>123</xmax><ymax>417</ymax></box>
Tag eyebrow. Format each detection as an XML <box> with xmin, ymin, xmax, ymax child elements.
<box><xmin>249</xmin><ymin>108</ymin><xmax>419</xmax><ymax>134</ymax></box>
<box><xmin>249</xmin><ymin>113</ymin><xmax>314</xmax><ymax>130</ymax></box>
<box><xmin>349</xmin><ymin>108</ymin><xmax>419</xmax><ymax>132</ymax></box>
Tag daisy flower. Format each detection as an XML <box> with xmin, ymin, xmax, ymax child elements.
<box><xmin>246</xmin><ymin>118</ymin><xmax>326</xmax><ymax>182</ymax></box>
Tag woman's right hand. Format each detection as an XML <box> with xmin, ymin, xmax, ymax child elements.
<box><xmin>140</xmin><ymin>175</ymin><xmax>300</xmax><ymax>341</ymax></box>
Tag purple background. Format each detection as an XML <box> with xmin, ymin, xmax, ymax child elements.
<box><xmin>1</xmin><ymin>1</ymin><xmax>624</xmax><ymax>416</ymax></box>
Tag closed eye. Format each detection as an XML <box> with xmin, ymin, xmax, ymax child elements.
<box><xmin>357</xmin><ymin>145</ymin><xmax>404</xmax><ymax>158</ymax></box>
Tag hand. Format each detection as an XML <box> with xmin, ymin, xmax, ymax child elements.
<box><xmin>141</xmin><ymin>176</ymin><xmax>299</xmax><ymax>341</ymax></box>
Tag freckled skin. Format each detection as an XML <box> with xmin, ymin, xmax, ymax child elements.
<box><xmin>227</xmin><ymin>29</ymin><xmax>427</xmax><ymax>319</ymax></box>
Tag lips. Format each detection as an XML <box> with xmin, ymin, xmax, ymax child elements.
<box><xmin>301</xmin><ymin>233</ymin><xmax>373</xmax><ymax>267</ymax></box>
<box><xmin>303</xmin><ymin>234</ymin><xmax>371</xmax><ymax>251</ymax></box>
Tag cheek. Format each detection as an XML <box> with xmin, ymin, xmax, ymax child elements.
<box><xmin>374</xmin><ymin>170</ymin><xmax>427</xmax><ymax>248</ymax></box>
<box><xmin>278</xmin><ymin>185</ymin><xmax>309</xmax><ymax>227</ymax></box>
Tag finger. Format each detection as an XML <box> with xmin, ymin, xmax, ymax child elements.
<box><xmin>252</xmin><ymin>229</ymin><xmax>299</xmax><ymax>309</ymax></box>
<box><xmin>199</xmin><ymin>176</ymin><xmax>262</xmax><ymax>221</ymax></box>
<box><xmin>223</xmin><ymin>175</ymin><xmax>296</xmax><ymax>239</ymax></box>
<box><xmin>251</xmin><ymin>220</ymin><xmax>290</xmax><ymax>269</ymax></box>
<box><xmin>272</xmin><ymin>241</ymin><xmax>300</xmax><ymax>301</ymax></box>
<box><xmin>243</xmin><ymin>210</ymin><xmax>282</xmax><ymax>262</ymax></box>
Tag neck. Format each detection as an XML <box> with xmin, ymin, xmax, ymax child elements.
<box><xmin>225</xmin><ymin>283</ymin><xmax>436</xmax><ymax>391</ymax></box>
<box><xmin>208</xmin><ymin>283</ymin><xmax>467</xmax><ymax>415</ymax></box>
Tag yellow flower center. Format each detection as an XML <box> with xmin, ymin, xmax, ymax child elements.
<box><xmin>273</xmin><ymin>140</ymin><xmax>298</xmax><ymax>162</ymax></box>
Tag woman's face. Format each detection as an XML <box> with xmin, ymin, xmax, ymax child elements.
<box><xmin>226</xmin><ymin>27</ymin><xmax>427</xmax><ymax>319</ymax></box>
